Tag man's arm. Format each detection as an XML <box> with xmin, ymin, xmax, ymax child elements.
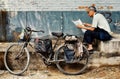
<box><xmin>76</xmin><ymin>24</ymin><xmax>95</xmax><ymax>31</ymax></box>
<box><xmin>80</xmin><ymin>13</ymin><xmax>98</xmax><ymax>31</ymax></box>
<box><xmin>83</xmin><ymin>23</ymin><xmax>92</xmax><ymax>27</ymax></box>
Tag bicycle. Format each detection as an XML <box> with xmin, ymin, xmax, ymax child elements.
<box><xmin>4</xmin><ymin>27</ymin><xmax>90</xmax><ymax>75</ymax></box>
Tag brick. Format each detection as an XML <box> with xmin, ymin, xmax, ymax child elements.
<box><xmin>0</xmin><ymin>0</ymin><xmax>120</xmax><ymax>11</ymax></box>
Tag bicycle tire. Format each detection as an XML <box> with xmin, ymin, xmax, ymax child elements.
<box><xmin>55</xmin><ymin>44</ymin><xmax>89</xmax><ymax>75</ymax></box>
<box><xmin>4</xmin><ymin>43</ymin><xmax>30</xmax><ymax>75</ymax></box>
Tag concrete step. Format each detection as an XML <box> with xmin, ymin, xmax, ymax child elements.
<box><xmin>99</xmin><ymin>34</ymin><xmax>120</xmax><ymax>53</ymax></box>
<box><xmin>0</xmin><ymin>38</ymin><xmax>120</xmax><ymax>70</ymax></box>
<box><xmin>88</xmin><ymin>51</ymin><xmax>120</xmax><ymax>67</ymax></box>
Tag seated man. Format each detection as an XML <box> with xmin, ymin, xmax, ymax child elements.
<box><xmin>76</xmin><ymin>6</ymin><xmax>112</xmax><ymax>51</ymax></box>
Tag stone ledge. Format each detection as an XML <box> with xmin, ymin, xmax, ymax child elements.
<box><xmin>0</xmin><ymin>43</ymin><xmax>10</xmax><ymax>52</ymax></box>
<box><xmin>88</xmin><ymin>56</ymin><xmax>120</xmax><ymax>67</ymax></box>
<box><xmin>0</xmin><ymin>42</ymin><xmax>35</xmax><ymax>52</ymax></box>
<box><xmin>0</xmin><ymin>42</ymin><xmax>120</xmax><ymax>69</ymax></box>
<box><xmin>99</xmin><ymin>38</ymin><xmax>120</xmax><ymax>53</ymax></box>
<box><xmin>98</xmin><ymin>33</ymin><xmax>120</xmax><ymax>53</ymax></box>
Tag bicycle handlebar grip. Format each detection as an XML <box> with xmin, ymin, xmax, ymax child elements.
<box><xmin>26</xmin><ymin>27</ymin><xmax>31</xmax><ymax>31</ymax></box>
<box><xmin>38</xmin><ymin>30</ymin><xmax>44</xmax><ymax>33</ymax></box>
<box><xmin>25</xmin><ymin>27</ymin><xmax>44</xmax><ymax>33</ymax></box>
<box><xmin>32</xmin><ymin>30</ymin><xmax>44</xmax><ymax>33</ymax></box>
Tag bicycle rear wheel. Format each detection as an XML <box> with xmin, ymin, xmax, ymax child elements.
<box><xmin>4</xmin><ymin>43</ymin><xmax>30</xmax><ymax>75</ymax></box>
<box><xmin>55</xmin><ymin>45</ymin><xmax>89</xmax><ymax>75</ymax></box>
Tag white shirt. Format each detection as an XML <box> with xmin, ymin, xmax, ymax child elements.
<box><xmin>92</xmin><ymin>13</ymin><xmax>111</xmax><ymax>32</ymax></box>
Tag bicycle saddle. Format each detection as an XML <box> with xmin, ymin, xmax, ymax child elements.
<box><xmin>52</xmin><ymin>32</ymin><xmax>64</xmax><ymax>37</ymax></box>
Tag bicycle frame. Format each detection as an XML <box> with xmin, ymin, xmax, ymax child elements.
<box><xmin>4</xmin><ymin>27</ymin><xmax>90</xmax><ymax>75</ymax></box>
<box><xmin>21</xmin><ymin>28</ymin><xmax>64</xmax><ymax>64</ymax></box>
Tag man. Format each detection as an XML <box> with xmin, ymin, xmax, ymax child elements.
<box><xmin>76</xmin><ymin>6</ymin><xmax>112</xmax><ymax>51</ymax></box>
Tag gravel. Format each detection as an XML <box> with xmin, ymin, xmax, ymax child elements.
<box><xmin>0</xmin><ymin>66</ymin><xmax>119</xmax><ymax>79</ymax></box>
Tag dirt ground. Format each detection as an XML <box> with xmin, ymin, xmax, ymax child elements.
<box><xmin>0</xmin><ymin>65</ymin><xmax>120</xmax><ymax>79</ymax></box>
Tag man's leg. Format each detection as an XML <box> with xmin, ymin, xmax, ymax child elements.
<box><xmin>83</xmin><ymin>30</ymin><xmax>95</xmax><ymax>50</ymax></box>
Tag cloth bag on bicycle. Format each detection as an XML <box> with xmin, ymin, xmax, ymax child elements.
<box><xmin>64</xmin><ymin>35</ymin><xmax>78</xmax><ymax>62</ymax></box>
<box><xmin>34</xmin><ymin>38</ymin><xmax>52</xmax><ymax>58</ymax></box>
<box><xmin>64</xmin><ymin>45</ymin><xmax>75</xmax><ymax>62</ymax></box>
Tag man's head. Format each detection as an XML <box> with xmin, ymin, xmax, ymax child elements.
<box><xmin>86</xmin><ymin>6</ymin><xmax>97</xmax><ymax>17</ymax></box>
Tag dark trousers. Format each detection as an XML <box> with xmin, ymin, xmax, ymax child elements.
<box><xmin>83</xmin><ymin>28</ymin><xmax>112</xmax><ymax>44</ymax></box>
<box><xmin>83</xmin><ymin>30</ymin><xmax>99</xmax><ymax>44</ymax></box>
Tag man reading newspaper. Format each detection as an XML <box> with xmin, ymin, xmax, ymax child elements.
<box><xmin>73</xmin><ymin>6</ymin><xmax>112</xmax><ymax>51</ymax></box>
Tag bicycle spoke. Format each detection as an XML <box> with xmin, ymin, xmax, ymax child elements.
<box><xmin>56</xmin><ymin>45</ymin><xmax>89</xmax><ymax>75</ymax></box>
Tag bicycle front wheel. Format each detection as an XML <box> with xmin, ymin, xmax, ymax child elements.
<box><xmin>4</xmin><ymin>43</ymin><xmax>30</xmax><ymax>75</ymax></box>
<box><xmin>55</xmin><ymin>45</ymin><xmax>89</xmax><ymax>75</ymax></box>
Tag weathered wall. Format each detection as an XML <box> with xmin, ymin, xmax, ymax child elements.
<box><xmin>5</xmin><ymin>11</ymin><xmax>120</xmax><ymax>41</ymax></box>
<box><xmin>0</xmin><ymin>0</ymin><xmax>120</xmax><ymax>11</ymax></box>
<box><xmin>0</xmin><ymin>11</ymin><xmax>7</xmax><ymax>41</ymax></box>
<box><xmin>0</xmin><ymin>0</ymin><xmax>120</xmax><ymax>41</ymax></box>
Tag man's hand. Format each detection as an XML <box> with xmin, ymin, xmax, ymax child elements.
<box><xmin>76</xmin><ymin>24</ymin><xmax>95</xmax><ymax>31</ymax></box>
<box><xmin>76</xmin><ymin>24</ymin><xmax>85</xmax><ymax>29</ymax></box>
<box><xmin>83</xmin><ymin>23</ymin><xmax>92</xmax><ymax>27</ymax></box>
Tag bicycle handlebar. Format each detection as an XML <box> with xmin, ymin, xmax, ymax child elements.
<box><xmin>25</xmin><ymin>27</ymin><xmax>44</xmax><ymax>33</ymax></box>
<box><xmin>31</xmin><ymin>30</ymin><xmax>44</xmax><ymax>33</ymax></box>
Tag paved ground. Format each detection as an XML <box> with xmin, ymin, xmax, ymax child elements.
<box><xmin>0</xmin><ymin>65</ymin><xmax>120</xmax><ymax>79</ymax></box>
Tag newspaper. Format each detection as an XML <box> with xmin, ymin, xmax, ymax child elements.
<box><xmin>72</xmin><ymin>19</ymin><xmax>86</xmax><ymax>33</ymax></box>
<box><xmin>72</xmin><ymin>19</ymin><xmax>83</xmax><ymax>26</ymax></box>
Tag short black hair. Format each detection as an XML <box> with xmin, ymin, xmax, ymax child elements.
<box><xmin>88</xmin><ymin>6</ymin><xmax>97</xmax><ymax>12</ymax></box>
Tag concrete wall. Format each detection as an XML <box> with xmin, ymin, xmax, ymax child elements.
<box><xmin>5</xmin><ymin>11</ymin><xmax>120</xmax><ymax>41</ymax></box>
<box><xmin>0</xmin><ymin>0</ymin><xmax>120</xmax><ymax>42</ymax></box>
<box><xmin>0</xmin><ymin>0</ymin><xmax>120</xmax><ymax>11</ymax></box>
